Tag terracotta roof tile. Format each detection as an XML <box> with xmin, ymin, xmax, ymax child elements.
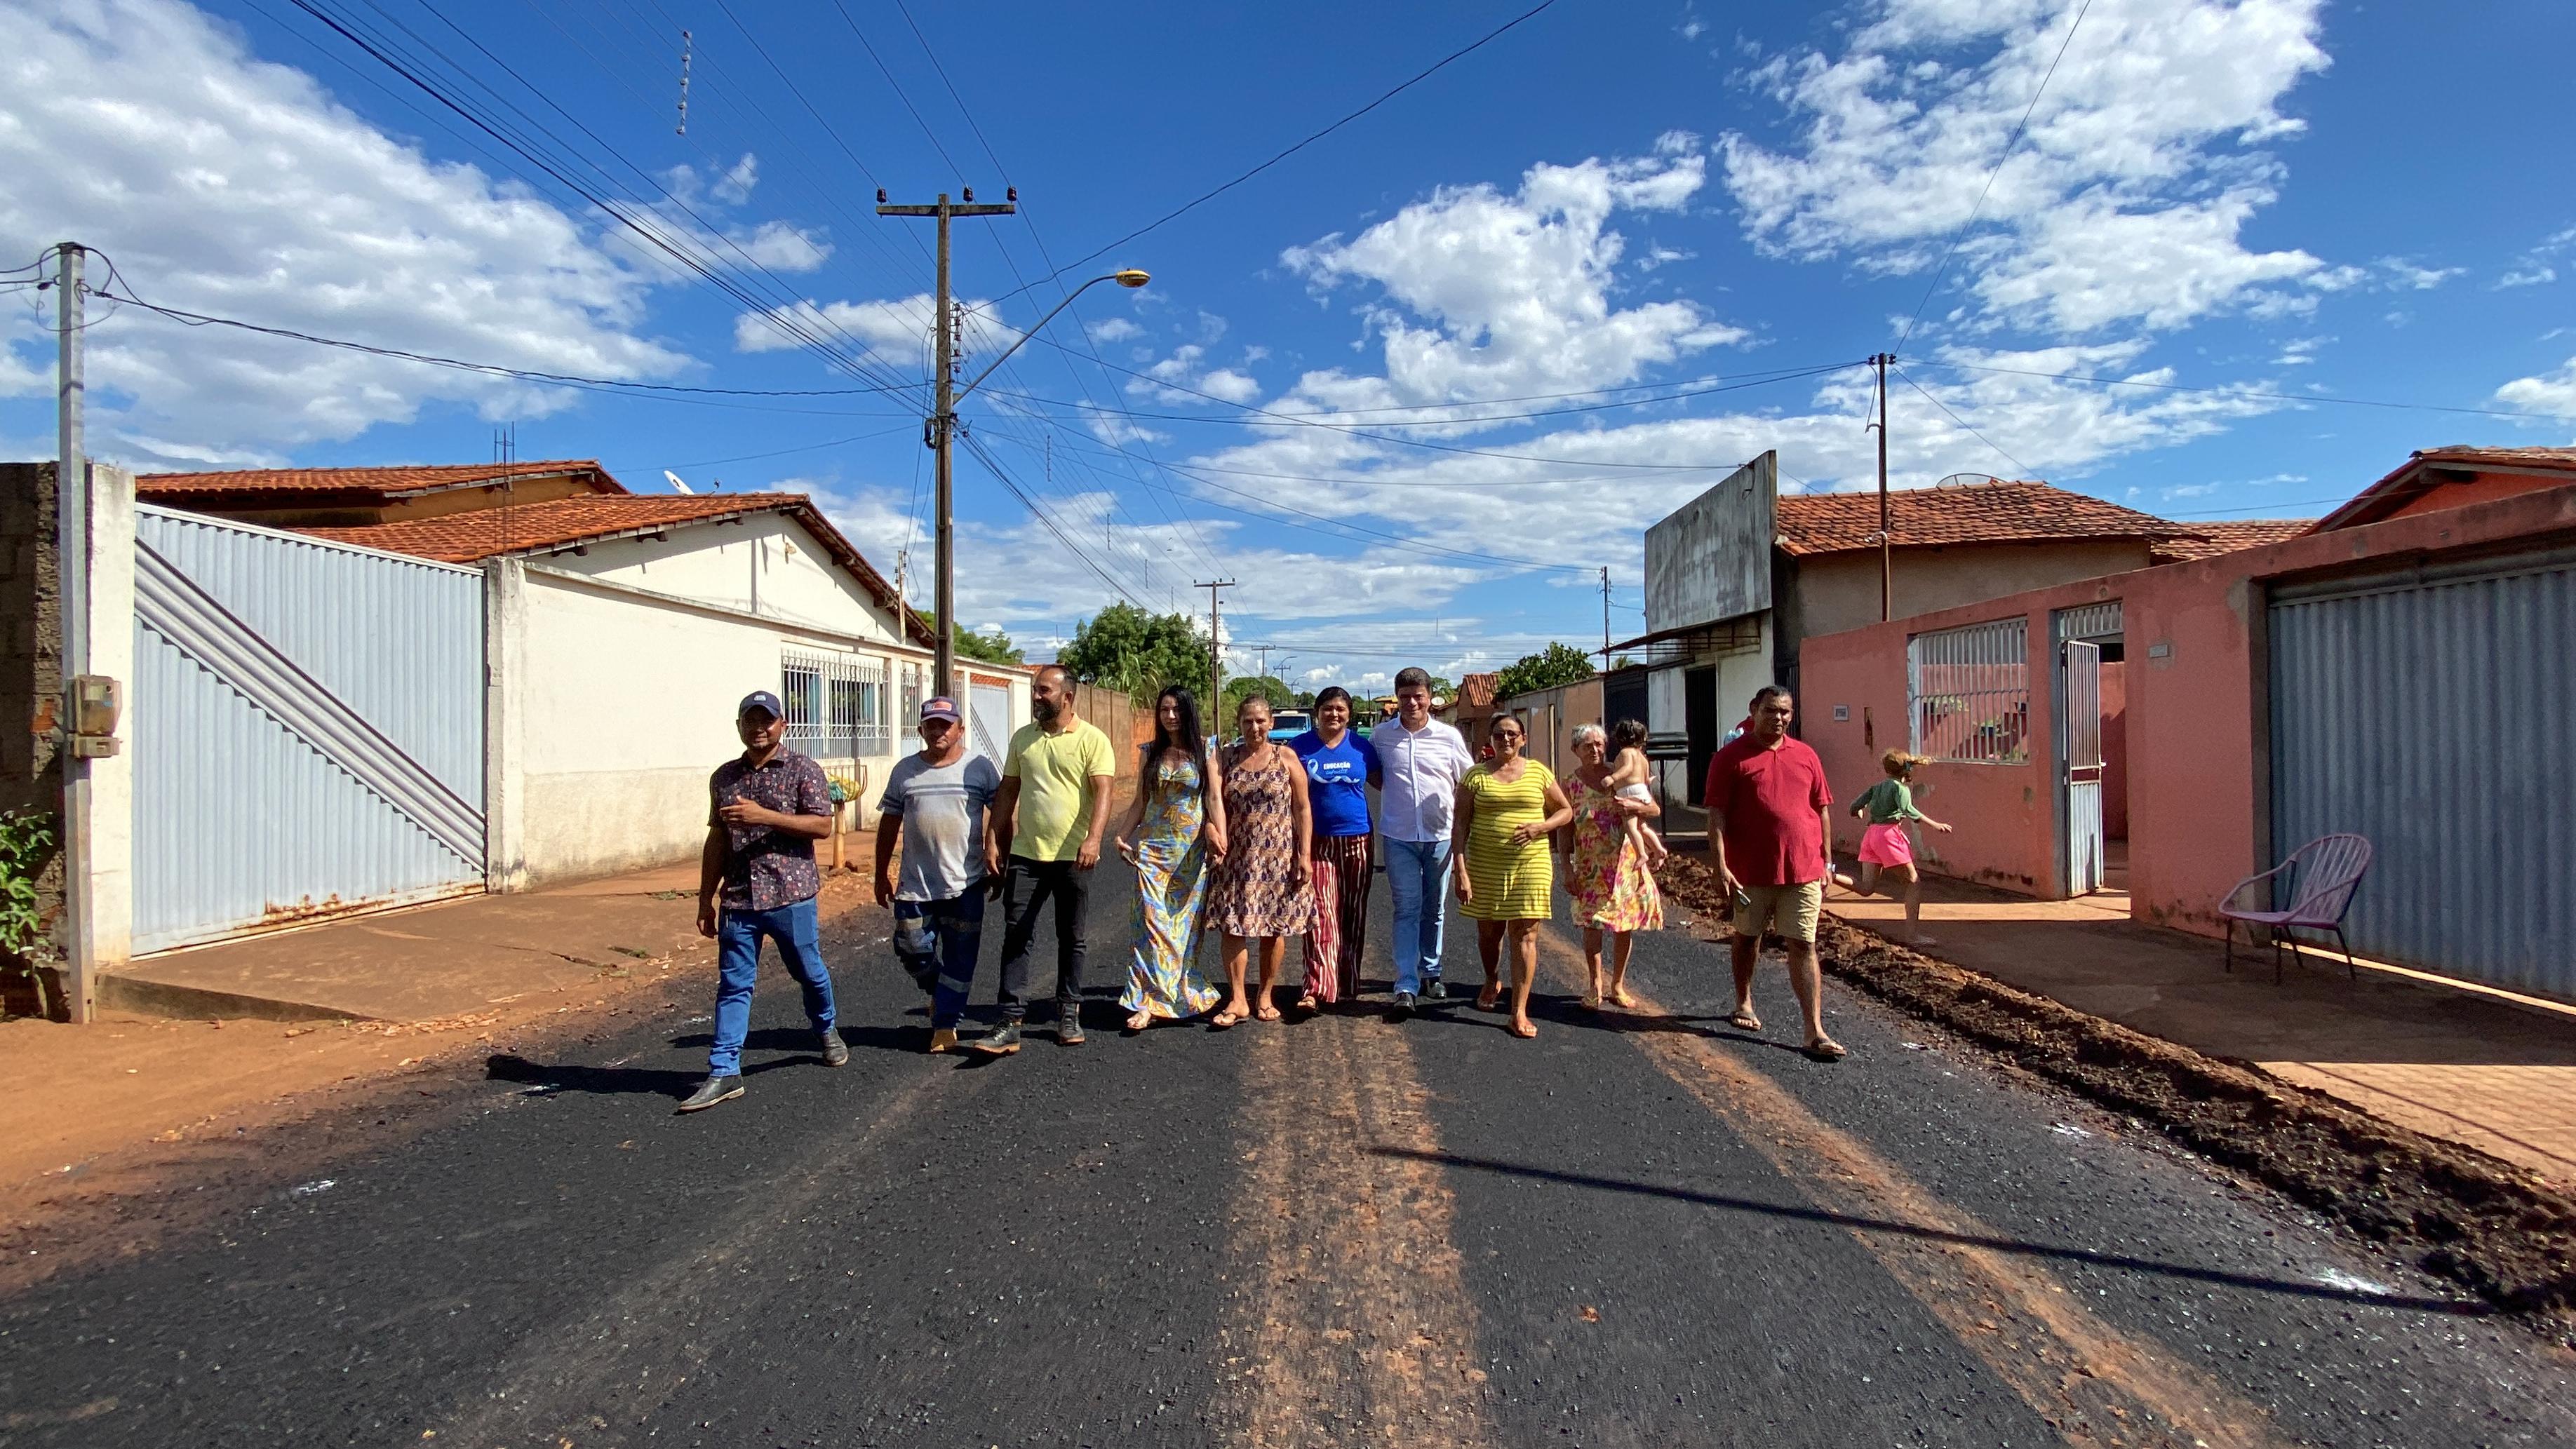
<box><xmin>2314</xmin><ymin>445</ymin><xmax>2576</xmax><ymax>532</ymax></box>
<box><xmin>1774</xmin><ymin>482</ymin><xmax>2188</xmax><ymax>556</ymax></box>
<box><xmin>138</xmin><ymin>460</ymin><xmax>624</xmax><ymax>501</ymax></box>
<box><xmin>2149</xmin><ymin>519</ymin><xmax>2318</xmax><ymax>563</ymax></box>
<box><xmin>296</xmin><ymin>493</ymin><xmax>934</xmax><ymax>649</ymax></box>
<box><xmin>2412</xmin><ymin>445</ymin><xmax>2576</xmax><ymax>471</ymax></box>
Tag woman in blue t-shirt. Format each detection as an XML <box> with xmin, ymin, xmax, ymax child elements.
<box><xmin>1289</xmin><ymin>687</ymin><xmax>1383</xmax><ymax>1009</ymax></box>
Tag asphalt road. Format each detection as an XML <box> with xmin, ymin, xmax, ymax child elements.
<box><xmin>5</xmin><ymin>856</ymin><xmax>2571</xmax><ymax>1448</ymax></box>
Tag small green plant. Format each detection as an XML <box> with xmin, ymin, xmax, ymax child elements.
<box><xmin>0</xmin><ymin>809</ymin><xmax>55</xmax><ymax>1019</ymax></box>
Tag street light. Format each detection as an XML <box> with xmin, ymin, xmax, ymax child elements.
<box><xmin>927</xmin><ymin>268</ymin><xmax>1150</xmax><ymax>698</ymax></box>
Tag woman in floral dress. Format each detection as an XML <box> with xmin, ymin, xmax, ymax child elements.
<box><xmin>1114</xmin><ymin>687</ymin><xmax>1224</xmax><ymax>1031</ymax></box>
<box><xmin>1564</xmin><ymin>720</ymin><xmax>1665</xmax><ymax>1011</ymax></box>
<box><xmin>1207</xmin><ymin>695</ymin><xmax>1315</xmax><ymax>1026</ymax></box>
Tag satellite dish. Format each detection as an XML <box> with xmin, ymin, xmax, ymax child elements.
<box><xmin>663</xmin><ymin>470</ymin><xmax>694</xmax><ymax>494</ymax></box>
<box><xmin>1934</xmin><ymin>472</ymin><xmax>2005</xmax><ymax>490</ymax></box>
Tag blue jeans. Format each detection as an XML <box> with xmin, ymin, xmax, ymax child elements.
<box><xmin>709</xmin><ymin>897</ymin><xmax>836</xmax><ymax>1076</ymax></box>
<box><xmin>893</xmin><ymin>890</ymin><xmax>988</xmax><ymax>1030</ymax></box>
<box><xmin>1381</xmin><ymin>836</ymin><xmax>1454</xmax><ymax>997</ymax></box>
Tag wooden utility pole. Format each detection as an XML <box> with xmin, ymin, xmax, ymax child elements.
<box><xmin>1871</xmin><ymin>352</ymin><xmax>1894</xmax><ymax>622</ymax></box>
<box><xmin>1197</xmin><ymin>580</ymin><xmax>1234</xmax><ymax>719</ymax></box>
<box><xmin>878</xmin><ymin>188</ymin><xmax>1017</xmax><ymax>698</ymax></box>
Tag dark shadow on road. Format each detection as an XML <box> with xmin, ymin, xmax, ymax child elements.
<box><xmin>484</xmin><ymin>1054</ymin><xmax>703</xmax><ymax>1098</ymax></box>
<box><xmin>664</xmin><ymin>1025</ymin><xmax>921</xmax><ymax>1056</ymax></box>
<box><xmin>1369</xmin><ymin>1144</ymin><xmax>2495</xmax><ymax>1317</ymax></box>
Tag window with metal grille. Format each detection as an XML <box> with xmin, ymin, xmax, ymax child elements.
<box><xmin>1907</xmin><ymin>619</ymin><xmax>2030</xmax><ymax>764</ymax></box>
<box><xmin>900</xmin><ymin>661</ymin><xmax>923</xmax><ymax>730</ymax></box>
<box><xmin>782</xmin><ymin>649</ymin><xmax>890</xmax><ymax>757</ymax></box>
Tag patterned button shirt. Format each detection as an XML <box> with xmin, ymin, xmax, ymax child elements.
<box><xmin>709</xmin><ymin>747</ymin><xmax>833</xmax><ymax>911</ymax></box>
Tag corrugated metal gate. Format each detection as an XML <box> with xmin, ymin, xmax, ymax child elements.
<box><xmin>2269</xmin><ymin>548</ymin><xmax>2576</xmax><ymax>999</ymax></box>
<box><xmin>132</xmin><ymin>508</ymin><xmax>486</xmax><ymax>952</ymax></box>
<box><xmin>2055</xmin><ymin>639</ymin><xmax>2105</xmax><ymax>896</ymax></box>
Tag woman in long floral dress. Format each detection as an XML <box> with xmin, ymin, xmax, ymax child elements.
<box><xmin>1207</xmin><ymin>695</ymin><xmax>1315</xmax><ymax>1026</ymax></box>
<box><xmin>1114</xmin><ymin>687</ymin><xmax>1224</xmax><ymax>1031</ymax></box>
<box><xmin>1564</xmin><ymin>720</ymin><xmax>1665</xmax><ymax>1011</ymax></box>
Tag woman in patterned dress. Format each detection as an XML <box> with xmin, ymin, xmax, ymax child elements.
<box><xmin>1207</xmin><ymin>695</ymin><xmax>1315</xmax><ymax>1027</ymax></box>
<box><xmin>1564</xmin><ymin>720</ymin><xmax>1665</xmax><ymax>1011</ymax></box>
<box><xmin>1452</xmin><ymin>713</ymin><xmax>1576</xmax><ymax>1039</ymax></box>
<box><xmin>1113</xmin><ymin>687</ymin><xmax>1224</xmax><ymax>1032</ymax></box>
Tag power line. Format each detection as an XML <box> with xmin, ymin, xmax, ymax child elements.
<box><xmin>1908</xmin><ymin>358</ymin><xmax>2576</xmax><ymax>423</ymax></box>
<box><xmin>1893</xmin><ymin>365</ymin><xmax>2035</xmax><ymax>478</ymax></box>
<box><xmin>990</xmin><ymin>0</ymin><xmax>1564</xmax><ymax>304</ymax></box>
<box><xmin>1891</xmin><ymin>0</ymin><xmax>2094</xmax><ymax>355</ymax></box>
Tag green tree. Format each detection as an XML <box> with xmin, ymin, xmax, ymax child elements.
<box><xmin>1054</xmin><ymin>602</ymin><xmax>1207</xmax><ymax>704</ymax></box>
<box><xmin>1494</xmin><ymin>642</ymin><xmax>1597</xmax><ymax>700</ymax></box>
<box><xmin>1221</xmin><ymin>674</ymin><xmax>1294</xmax><ymax>715</ymax></box>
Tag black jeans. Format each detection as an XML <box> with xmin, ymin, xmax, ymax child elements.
<box><xmin>996</xmin><ymin>856</ymin><xmax>1089</xmax><ymax>1021</ymax></box>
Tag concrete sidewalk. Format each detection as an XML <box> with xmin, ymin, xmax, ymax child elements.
<box><xmin>97</xmin><ymin>834</ymin><xmax>879</xmax><ymax>1023</ymax></box>
<box><xmin>1826</xmin><ymin>860</ymin><xmax>2576</xmax><ymax>1186</ymax></box>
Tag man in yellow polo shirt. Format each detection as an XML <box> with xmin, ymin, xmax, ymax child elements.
<box><xmin>971</xmin><ymin>665</ymin><xmax>1118</xmax><ymax>1054</ymax></box>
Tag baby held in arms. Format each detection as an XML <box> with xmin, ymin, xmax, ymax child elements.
<box><xmin>1606</xmin><ymin>718</ymin><xmax>1669</xmax><ymax>868</ymax></box>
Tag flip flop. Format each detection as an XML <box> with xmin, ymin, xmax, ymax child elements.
<box><xmin>1609</xmin><ymin>988</ymin><xmax>1637</xmax><ymax>1009</ymax></box>
<box><xmin>1475</xmin><ymin>985</ymin><xmax>1503</xmax><ymax>1011</ymax></box>
<box><xmin>1254</xmin><ymin>1004</ymin><xmax>1284</xmax><ymax>1022</ymax></box>
<box><xmin>1803</xmin><ymin>1037</ymin><xmax>1849</xmax><ymax>1061</ymax></box>
<box><xmin>1210</xmin><ymin>1009</ymin><xmax>1243</xmax><ymax>1030</ymax></box>
<box><xmin>1581</xmin><ymin>992</ymin><xmax>1604</xmax><ymax>1011</ymax></box>
<box><xmin>1724</xmin><ymin>1009</ymin><xmax>1763</xmax><ymax>1032</ymax></box>
<box><xmin>1125</xmin><ymin>1011</ymin><xmax>1152</xmax><ymax>1033</ymax></box>
<box><xmin>1508</xmin><ymin>1020</ymin><xmax>1539</xmax><ymax>1039</ymax></box>
<box><xmin>1294</xmin><ymin>995</ymin><xmax>1318</xmax><ymax>1012</ymax></box>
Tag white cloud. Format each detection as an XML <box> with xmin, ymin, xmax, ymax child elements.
<box><xmin>0</xmin><ymin>0</ymin><xmax>692</xmax><ymax>466</ymax></box>
<box><xmin>711</xmin><ymin>153</ymin><xmax>759</xmax><ymax>205</ymax></box>
<box><xmin>2271</xmin><ymin>336</ymin><xmax>2326</xmax><ymax>366</ymax></box>
<box><xmin>2495</xmin><ymin>358</ymin><xmax>2576</xmax><ymax>424</ymax></box>
<box><xmin>2375</xmin><ymin>257</ymin><xmax>2462</xmax><ymax>290</ymax></box>
<box><xmin>1719</xmin><ymin>0</ymin><xmax>2337</xmax><ymax>333</ymax></box>
<box><xmin>1126</xmin><ymin>343</ymin><xmax>1263</xmax><ymax>406</ymax></box>
<box><xmin>2496</xmin><ymin>224</ymin><xmax>2574</xmax><ymax>290</ymax></box>
<box><xmin>2500</xmin><ymin>267</ymin><xmax>2558</xmax><ymax>289</ymax></box>
<box><xmin>1085</xmin><ymin>316</ymin><xmax>1143</xmax><ymax>343</ymax></box>
<box><xmin>735</xmin><ymin>292</ymin><xmax>1014</xmax><ymax>370</ymax></box>
<box><xmin>1280</xmin><ymin>142</ymin><xmax>1747</xmax><ymax>407</ymax></box>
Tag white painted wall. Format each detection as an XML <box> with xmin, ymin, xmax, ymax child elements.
<box><xmin>497</xmin><ymin>563</ymin><xmax>1030</xmax><ymax>886</ymax></box>
<box><xmin>544</xmin><ymin>513</ymin><xmax>905</xmax><ymax>645</ymax></box>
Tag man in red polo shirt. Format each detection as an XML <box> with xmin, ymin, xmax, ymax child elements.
<box><xmin>1704</xmin><ymin>685</ymin><xmax>1846</xmax><ymax>1060</ymax></box>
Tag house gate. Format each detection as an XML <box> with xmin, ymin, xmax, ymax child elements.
<box><xmin>2268</xmin><ymin>548</ymin><xmax>2576</xmax><ymax>998</ymax></box>
<box><xmin>131</xmin><ymin>507</ymin><xmax>487</xmax><ymax>952</ymax></box>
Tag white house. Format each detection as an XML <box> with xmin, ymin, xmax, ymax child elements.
<box><xmin>127</xmin><ymin>461</ymin><xmax>1028</xmax><ymax>936</ymax></box>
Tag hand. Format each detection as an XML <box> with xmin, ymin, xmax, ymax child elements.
<box><xmin>1508</xmin><ymin>821</ymin><xmax>1545</xmax><ymax>845</ymax></box>
<box><xmin>1931</xmin><ymin>821</ymin><xmax>1954</xmax><ymax>834</ymax></box>
<box><xmin>1076</xmin><ymin>836</ymin><xmax>1102</xmax><ymax>870</ymax></box>
<box><xmin>983</xmin><ymin>842</ymin><xmax>1001</xmax><ymax>879</ymax></box>
<box><xmin>1453</xmin><ymin>870</ymin><xmax>1474</xmax><ymax>905</ymax></box>
<box><xmin>1204</xmin><ymin>825</ymin><xmax>1227</xmax><ymax>861</ymax></box>
<box><xmin>716</xmin><ymin>799</ymin><xmax>771</xmax><ymax>829</ymax></box>
<box><xmin>1292</xmin><ymin>854</ymin><xmax>1313</xmax><ymax>889</ymax></box>
<box><xmin>872</xmin><ymin>869</ymin><xmax>895</xmax><ymax>908</ymax></box>
<box><xmin>1718</xmin><ymin>868</ymin><xmax>1742</xmax><ymax>901</ymax></box>
<box><xmin>1115</xmin><ymin>834</ymin><xmax>1138</xmax><ymax>863</ymax></box>
<box><xmin>696</xmin><ymin>899</ymin><xmax>719</xmax><ymax>938</ymax></box>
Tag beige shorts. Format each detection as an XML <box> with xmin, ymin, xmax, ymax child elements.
<box><xmin>1732</xmin><ymin>880</ymin><xmax>1823</xmax><ymax>944</ymax></box>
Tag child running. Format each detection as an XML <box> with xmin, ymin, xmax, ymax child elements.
<box><xmin>1605</xmin><ymin>719</ymin><xmax>1670</xmax><ymax>868</ymax></box>
<box><xmin>1836</xmin><ymin>750</ymin><xmax>1952</xmax><ymax>945</ymax></box>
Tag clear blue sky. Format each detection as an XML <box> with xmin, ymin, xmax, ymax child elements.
<box><xmin>5</xmin><ymin>0</ymin><xmax>2572</xmax><ymax>689</ymax></box>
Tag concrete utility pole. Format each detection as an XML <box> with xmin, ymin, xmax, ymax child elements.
<box><xmin>878</xmin><ymin>189</ymin><xmax>1015</xmax><ymax>699</ymax></box>
<box><xmin>1600</xmin><ymin>566</ymin><xmax>1611</xmax><ymax>661</ymax></box>
<box><xmin>53</xmin><ymin>241</ymin><xmax>93</xmax><ymax>1021</ymax></box>
<box><xmin>1870</xmin><ymin>353</ymin><xmax>1894</xmax><ymax>622</ymax></box>
<box><xmin>1197</xmin><ymin>580</ymin><xmax>1234</xmax><ymax>720</ymax></box>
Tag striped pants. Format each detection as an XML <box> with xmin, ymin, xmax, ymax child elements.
<box><xmin>1303</xmin><ymin>833</ymin><xmax>1374</xmax><ymax>1002</ymax></box>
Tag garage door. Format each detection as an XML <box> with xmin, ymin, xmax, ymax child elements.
<box><xmin>2269</xmin><ymin>548</ymin><xmax>2576</xmax><ymax>998</ymax></box>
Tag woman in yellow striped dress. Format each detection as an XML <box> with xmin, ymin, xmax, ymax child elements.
<box><xmin>1451</xmin><ymin>713</ymin><xmax>1575</xmax><ymax>1039</ymax></box>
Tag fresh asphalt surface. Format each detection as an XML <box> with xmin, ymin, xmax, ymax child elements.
<box><xmin>5</xmin><ymin>856</ymin><xmax>2572</xmax><ymax>1448</ymax></box>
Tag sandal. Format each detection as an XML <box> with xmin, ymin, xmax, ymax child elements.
<box><xmin>1724</xmin><ymin>1009</ymin><xmax>1763</xmax><ymax>1032</ymax></box>
<box><xmin>1294</xmin><ymin>994</ymin><xmax>1318</xmax><ymax>1012</ymax></box>
<box><xmin>1581</xmin><ymin>992</ymin><xmax>1604</xmax><ymax>1011</ymax></box>
<box><xmin>1210</xmin><ymin>1009</ymin><xmax>1243</xmax><ymax>1030</ymax></box>
<box><xmin>1254</xmin><ymin>1003</ymin><xmax>1284</xmax><ymax>1023</ymax></box>
<box><xmin>1608</xmin><ymin>987</ymin><xmax>1636</xmax><ymax>1009</ymax></box>
<box><xmin>1508</xmin><ymin>1019</ymin><xmax>1539</xmax><ymax>1039</ymax></box>
<box><xmin>1475</xmin><ymin>984</ymin><xmax>1503</xmax><ymax>1012</ymax></box>
<box><xmin>1803</xmin><ymin>1037</ymin><xmax>1849</xmax><ymax>1061</ymax></box>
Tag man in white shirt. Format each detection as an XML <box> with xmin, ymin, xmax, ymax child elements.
<box><xmin>1374</xmin><ymin>667</ymin><xmax>1476</xmax><ymax>1017</ymax></box>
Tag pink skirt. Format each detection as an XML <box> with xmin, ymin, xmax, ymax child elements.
<box><xmin>1859</xmin><ymin>822</ymin><xmax>1914</xmax><ymax>868</ymax></box>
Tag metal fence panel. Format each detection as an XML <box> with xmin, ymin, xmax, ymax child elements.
<box><xmin>2053</xmin><ymin>600</ymin><xmax>2122</xmax><ymax>644</ymax></box>
<box><xmin>2269</xmin><ymin>553</ymin><xmax>2575</xmax><ymax>999</ymax></box>
<box><xmin>131</xmin><ymin>508</ymin><xmax>485</xmax><ymax>952</ymax></box>
<box><xmin>1908</xmin><ymin>617</ymin><xmax>2030</xmax><ymax>764</ymax></box>
<box><xmin>783</xmin><ymin>647</ymin><xmax>891</xmax><ymax>759</ymax></box>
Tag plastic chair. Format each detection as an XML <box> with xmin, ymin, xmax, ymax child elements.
<box><xmin>2220</xmin><ymin>833</ymin><xmax>2373</xmax><ymax>983</ymax></box>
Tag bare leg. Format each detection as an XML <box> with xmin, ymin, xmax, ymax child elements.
<box><xmin>1217</xmin><ymin>931</ymin><xmax>1252</xmax><ymax>1024</ymax></box>
<box><xmin>1606</xmin><ymin>930</ymin><xmax>1635</xmax><ymax>1006</ymax></box>
<box><xmin>1786</xmin><ymin>941</ymin><xmax>1842</xmax><ymax>1056</ymax></box>
<box><xmin>1477</xmin><ymin>920</ymin><xmax>1505</xmax><ymax>1009</ymax></box>
<box><xmin>1581</xmin><ymin>924</ymin><xmax>1606</xmax><ymax>1009</ymax></box>
<box><xmin>1506</xmin><ymin>921</ymin><xmax>1539</xmax><ymax>1037</ymax></box>
<box><xmin>1729</xmin><ymin>933</ymin><xmax>1762</xmax><ymax>1030</ymax></box>
<box><xmin>1255</xmin><ymin>936</ymin><xmax>1284</xmax><ymax>1020</ymax></box>
<box><xmin>1896</xmin><ymin>865</ymin><xmax>1932</xmax><ymax>944</ymax></box>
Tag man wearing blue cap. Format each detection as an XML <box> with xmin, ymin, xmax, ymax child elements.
<box><xmin>680</xmin><ymin>689</ymin><xmax>845</xmax><ymax>1112</ymax></box>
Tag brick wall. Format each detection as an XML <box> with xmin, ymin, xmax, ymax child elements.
<box><xmin>0</xmin><ymin>463</ymin><xmax>66</xmax><ymax>1013</ymax></box>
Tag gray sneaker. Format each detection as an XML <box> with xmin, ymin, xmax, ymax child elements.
<box><xmin>1056</xmin><ymin>1004</ymin><xmax>1087</xmax><ymax>1046</ymax></box>
<box><xmin>677</xmin><ymin>1074</ymin><xmax>743</xmax><ymax>1113</ymax></box>
<box><xmin>1389</xmin><ymin>990</ymin><xmax>1417</xmax><ymax>1020</ymax></box>
<box><xmin>819</xmin><ymin>1027</ymin><xmax>850</xmax><ymax>1067</ymax></box>
<box><xmin>967</xmin><ymin>1021</ymin><xmax>1024</xmax><ymax>1056</ymax></box>
<box><xmin>1423</xmin><ymin>977</ymin><xmax>1448</xmax><ymax>1001</ymax></box>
